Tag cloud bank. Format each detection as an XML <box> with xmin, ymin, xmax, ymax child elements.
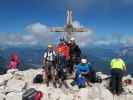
<box><xmin>0</xmin><ymin>21</ymin><xmax>94</xmax><ymax>47</ymax></box>
<box><xmin>0</xmin><ymin>21</ymin><xmax>132</xmax><ymax>47</ymax></box>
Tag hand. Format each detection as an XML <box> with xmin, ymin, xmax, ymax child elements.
<box><xmin>43</xmin><ymin>59</ymin><xmax>46</xmax><ymax>65</ymax></box>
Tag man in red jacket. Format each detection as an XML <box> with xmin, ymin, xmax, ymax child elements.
<box><xmin>56</xmin><ymin>38</ymin><xmax>70</xmax><ymax>74</ymax></box>
<box><xmin>56</xmin><ymin>38</ymin><xmax>70</xmax><ymax>61</ymax></box>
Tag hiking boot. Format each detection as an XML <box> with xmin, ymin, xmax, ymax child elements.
<box><xmin>64</xmin><ymin>82</ymin><xmax>69</xmax><ymax>89</ymax></box>
<box><xmin>71</xmin><ymin>81</ymin><xmax>76</xmax><ymax>86</ymax></box>
<box><xmin>112</xmin><ymin>90</ymin><xmax>116</xmax><ymax>95</ymax></box>
<box><xmin>59</xmin><ymin>82</ymin><xmax>62</xmax><ymax>88</ymax></box>
<box><xmin>116</xmin><ymin>93</ymin><xmax>121</xmax><ymax>96</ymax></box>
<box><xmin>46</xmin><ymin>81</ymin><xmax>49</xmax><ymax>87</ymax></box>
<box><xmin>79</xmin><ymin>85</ymin><xmax>86</xmax><ymax>89</ymax></box>
<box><xmin>53</xmin><ymin>82</ymin><xmax>57</xmax><ymax>88</ymax></box>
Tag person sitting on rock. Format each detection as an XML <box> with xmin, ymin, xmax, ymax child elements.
<box><xmin>43</xmin><ymin>44</ymin><xmax>57</xmax><ymax>87</ymax></box>
<box><xmin>71</xmin><ymin>58</ymin><xmax>92</xmax><ymax>88</ymax></box>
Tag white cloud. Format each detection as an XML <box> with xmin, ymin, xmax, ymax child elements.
<box><xmin>0</xmin><ymin>21</ymin><xmax>95</xmax><ymax>46</ymax></box>
<box><xmin>127</xmin><ymin>37</ymin><xmax>133</xmax><ymax>45</ymax></box>
<box><xmin>24</xmin><ymin>21</ymin><xmax>95</xmax><ymax>47</ymax></box>
<box><xmin>25</xmin><ymin>22</ymin><xmax>61</xmax><ymax>45</ymax></box>
<box><xmin>1</xmin><ymin>21</ymin><xmax>131</xmax><ymax>47</ymax></box>
<box><xmin>72</xmin><ymin>21</ymin><xmax>83</xmax><ymax>28</ymax></box>
<box><xmin>0</xmin><ymin>34</ymin><xmax>37</xmax><ymax>46</ymax></box>
<box><xmin>25</xmin><ymin>22</ymin><xmax>49</xmax><ymax>36</ymax></box>
<box><xmin>94</xmin><ymin>40</ymin><xmax>112</xmax><ymax>45</ymax></box>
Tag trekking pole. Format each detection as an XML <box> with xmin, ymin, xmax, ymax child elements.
<box><xmin>113</xmin><ymin>94</ymin><xmax>115</xmax><ymax>100</ymax></box>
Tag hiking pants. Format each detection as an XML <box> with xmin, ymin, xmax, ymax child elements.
<box><xmin>58</xmin><ymin>64</ymin><xmax>66</xmax><ymax>81</ymax></box>
<box><xmin>45</xmin><ymin>61</ymin><xmax>56</xmax><ymax>81</ymax></box>
<box><xmin>110</xmin><ymin>69</ymin><xmax>123</xmax><ymax>94</ymax></box>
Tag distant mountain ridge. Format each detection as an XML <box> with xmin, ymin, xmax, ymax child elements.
<box><xmin>0</xmin><ymin>44</ymin><xmax>133</xmax><ymax>75</ymax></box>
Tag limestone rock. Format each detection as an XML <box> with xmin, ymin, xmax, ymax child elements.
<box><xmin>6</xmin><ymin>79</ymin><xmax>26</xmax><ymax>92</ymax></box>
<box><xmin>78</xmin><ymin>88</ymin><xmax>89</xmax><ymax>100</ymax></box>
<box><xmin>6</xmin><ymin>92</ymin><xmax>22</xmax><ymax>100</ymax></box>
<box><xmin>0</xmin><ymin>73</ymin><xmax>13</xmax><ymax>86</ymax></box>
<box><xmin>0</xmin><ymin>93</ymin><xmax>6</xmax><ymax>100</ymax></box>
<box><xmin>0</xmin><ymin>69</ymin><xmax>133</xmax><ymax>100</ymax></box>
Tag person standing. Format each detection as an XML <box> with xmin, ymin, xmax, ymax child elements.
<box><xmin>56</xmin><ymin>49</ymin><xmax>68</xmax><ymax>88</ymax></box>
<box><xmin>68</xmin><ymin>37</ymin><xmax>81</xmax><ymax>73</ymax></box>
<box><xmin>110</xmin><ymin>56</ymin><xmax>126</xmax><ymax>95</ymax></box>
<box><xmin>56</xmin><ymin>38</ymin><xmax>70</xmax><ymax>72</ymax></box>
<box><xmin>43</xmin><ymin>44</ymin><xmax>57</xmax><ymax>87</ymax></box>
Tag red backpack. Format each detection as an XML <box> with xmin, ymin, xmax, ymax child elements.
<box><xmin>35</xmin><ymin>91</ymin><xmax>43</xmax><ymax>100</ymax></box>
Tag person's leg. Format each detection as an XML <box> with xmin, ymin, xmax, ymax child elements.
<box><xmin>111</xmin><ymin>70</ymin><xmax>117</xmax><ymax>94</ymax></box>
<box><xmin>50</xmin><ymin>62</ymin><xmax>57</xmax><ymax>88</ymax></box>
<box><xmin>57</xmin><ymin>66</ymin><xmax>63</xmax><ymax>88</ymax></box>
<box><xmin>46</xmin><ymin>62</ymin><xmax>53</xmax><ymax>86</ymax></box>
<box><xmin>116</xmin><ymin>70</ymin><xmax>123</xmax><ymax>95</ymax></box>
<box><xmin>84</xmin><ymin>73</ymin><xmax>92</xmax><ymax>87</ymax></box>
<box><xmin>45</xmin><ymin>66</ymin><xmax>49</xmax><ymax>86</ymax></box>
<box><xmin>77</xmin><ymin>76</ymin><xmax>86</xmax><ymax>88</ymax></box>
<box><xmin>66</xmin><ymin>60</ymin><xmax>72</xmax><ymax>74</ymax></box>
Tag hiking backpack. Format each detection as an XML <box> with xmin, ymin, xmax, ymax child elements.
<box><xmin>22</xmin><ymin>88</ymin><xmax>43</xmax><ymax>100</ymax></box>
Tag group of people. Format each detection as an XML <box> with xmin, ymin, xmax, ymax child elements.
<box><xmin>42</xmin><ymin>37</ymin><xmax>127</xmax><ymax>95</ymax></box>
<box><xmin>42</xmin><ymin>37</ymin><xmax>83</xmax><ymax>88</ymax></box>
<box><xmin>7</xmin><ymin>37</ymin><xmax>127</xmax><ymax>95</ymax></box>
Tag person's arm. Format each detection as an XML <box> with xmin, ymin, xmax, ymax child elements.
<box><xmin>76</xmin><ymin>45</ymin><xmax>81</xmax><ymax>56</ymax></box>
<box><xmin>110</xmin><ymin>59</ymin><xmax>113</xmax><ymax>69</ymax></box>
<box><xmin>43</xmin><ymin>52</ymin><xmax>47</xmax><ymax>65</ymax></box>
<box><xmin>53</xmin><ymin>51</ymin><xmax>56</xmax><ymax>57</ymax></box>
<box><xmin>122</xmin><ymin>60</ymin><xmax>126</xmax><ymax>71</ymax></box>
<box><xmin>72</xmin><ymin>65</ymin><xmax>77</xmax><ymax>79</ymax></box>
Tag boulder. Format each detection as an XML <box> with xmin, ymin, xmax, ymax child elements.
<box><xmin>22</xmin><ymin>69</ymin><xmax>42</xmax><ymax>83</ymax></box>
<box><xmin>78</xmin><ymin>88</ymin><xmax>89</xmax><ymax>100</ymax></box>
<box><xmin>1</xmin><ymin>69</ymin><xmax>133</xmax><ymax>100</ymax></box>
<box><xmin>0</xmin><ymin>86</ymin><xmax>6</xmax><ymax>94</ymax></box>
<box><xmin>0</xmin><ymin>93</ymin><xmax>6</xmax><ymax>100</ymax></box>
<box><xmin>6</xmin><ymin>92</ymin><xmax>22</xmax><ymax>100</ymax></box>
<box><xmin>99</xmin><ymin>87</ymin><xmax>113</xmax><ymax>100</ymax></box>
<box><xmin>0</xmin><ymin>73</ymin><xmax>13</xmax><ymax>86</ymax></box>
<box><xmin>6</xmin><ymin>79</ymin><xmax>26</xmax><ymax>92</ymax></box>
<box><xmin>7</xmin><ymin>69</ymin><xmax>19</xmax><ymax>75</ymax></box>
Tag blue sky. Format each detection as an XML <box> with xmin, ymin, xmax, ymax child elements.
<box><xmin>0</xmin><ymin>0</ymin><xmax>133</xmax><ymax>46</ymax></box>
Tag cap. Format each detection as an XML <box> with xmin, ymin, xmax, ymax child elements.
<box><xmin>81</xmin><ymin>58</ymin><xmax>87</xmax><ymax>64</ymax></box>
<box><xmin>48</xmin><ymin>44</ymin><xmax>53</xmax><ymax>48</ymax></box>
<box><xmin>70</xmin><ymin>37</ymin><xmax>75</xmax><ymax>41</ymax></box>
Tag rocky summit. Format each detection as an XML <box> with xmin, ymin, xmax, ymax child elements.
<box><xmin>0</xmin><ymin>69</ymin><xmax>133</xmax><ymax>100</ymax></box>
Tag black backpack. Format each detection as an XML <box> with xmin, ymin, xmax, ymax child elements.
<box><xmin>22</xmin><ymin>88</ymin><xmax>38</xmax><ymax>100</ymax></box>
<box><xmin>33</xmin><ymin>74</ymin><xmax>43</xmax><ymax>84</ymax></box>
